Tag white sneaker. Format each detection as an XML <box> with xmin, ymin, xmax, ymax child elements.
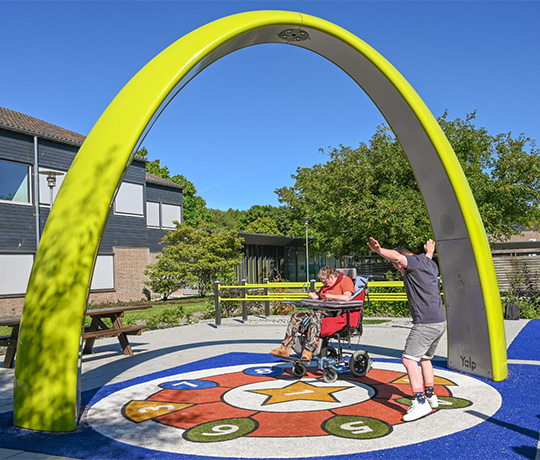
<box><xmin>426</xmin><ymin>394</ymin><xmax>439</xmax><ymax>408</ymax></box>
<box><xmin>403</xmin><ymin>399</ymin><xmax>432</xmax><ymax>422</ymax></box>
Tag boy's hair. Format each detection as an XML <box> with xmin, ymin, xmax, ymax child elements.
<box><xmin>318</xmin><ymin>266</ymin><xmax>338</xmax><ymax>278</ymax></box>
<box><xmin>394</xmin><ymin>247</ymin><xmax>414</xmax><ymax>256</ymax></box>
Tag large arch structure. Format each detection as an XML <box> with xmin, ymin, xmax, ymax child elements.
<box><xmin>14</xmin><ymin>10</ymin><xmax>507</xmax><ymax>432</ymax></box>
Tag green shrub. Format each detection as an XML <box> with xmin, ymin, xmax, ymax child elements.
<box><xmin>363</xmin><ymin>300</ymin><xmax>409</xmax><ymax>317</ymax></box>
<box><xmin>147</xmin><ymin>306</ymin><xmax>186</xmax><ymax>329</ymax></box>
<box><xmin>210</xmin><ymin>288</ymin><xmax>264</xmax><ymax>319</ymax></box>
<box><xmin>363</xmin><ymin>270</ymin><xmax>409</xmax><ymax>317</ymax></box>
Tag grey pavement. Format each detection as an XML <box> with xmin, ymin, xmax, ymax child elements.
<box><xmin>0</xmin><ymin>316</ymin><xmax>533</xmax><ymax>459</ymax></box>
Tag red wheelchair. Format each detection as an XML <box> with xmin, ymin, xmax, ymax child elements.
<box><xmin>287</xmin><ymin>286</ymin><xmax>371</xmax><ymax>382</ymax></box>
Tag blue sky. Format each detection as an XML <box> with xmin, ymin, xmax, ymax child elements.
<box><xmin>2</xmin><ymin>1</ymin><xmax>539</xmax><ymax>210</ymax></box>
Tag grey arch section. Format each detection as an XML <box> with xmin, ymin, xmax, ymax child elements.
<box><xmin>149</xmin><ymin>19</ymin><xmax>503</xmax><ymax>380</ymax></box>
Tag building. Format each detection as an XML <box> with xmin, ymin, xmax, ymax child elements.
<box><xmin>490</xmin><ymin>230</ymin><xmax>540</xmax><ymax>292</ymax></box>
<box><xmin>0</xmin><ymin>107</ymin><xmax>183</xmax><ymax>317</ymax></box>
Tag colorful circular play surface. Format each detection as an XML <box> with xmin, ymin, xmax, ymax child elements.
<box><xmin>87</xmin><ymin>360</ymin><xmax>500</xmax><ymax>458</ymax></box>
<box><xmin>2</xmin><ymin>320</ymin><xmax>540</xmax><ymax>459</ymax></box>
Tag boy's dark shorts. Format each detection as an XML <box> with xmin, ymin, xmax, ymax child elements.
<box><xmin>403</xmin><ymin>321</ymin><xmax>446</xmax><ymax>361</ymax></box>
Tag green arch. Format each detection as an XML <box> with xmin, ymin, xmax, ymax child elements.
<box><xmin>14</xmin><ymin>10</ymin><xmax>507</xmax><ymax>432</ymax></box>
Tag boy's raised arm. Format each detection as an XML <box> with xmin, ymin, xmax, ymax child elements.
<box><xmin>368</xmin><ymin>237</ymin><xmax>408</xmax><ymax>269</ymax></box>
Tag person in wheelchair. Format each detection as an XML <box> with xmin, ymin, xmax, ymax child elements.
<box><xmin>270</xmin><ymin>266</ymin><xmax>355</xmax><ymax>362</ymax></box>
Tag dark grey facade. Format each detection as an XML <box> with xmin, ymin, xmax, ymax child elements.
<box><xmin>146</xmin><ymin>180</ymin><xmax>185</xmax><ymax>253</ymax></box>
<box><xmin>0</xmin><ymin>107</ymin><xmax>183</xmax><ymax>315</ymax></box>
<box><xmin>0</xmin><ymin>126</ymin><xmax>182</xmax><ymax>254</ymax></box>
<box><xmin>99</xmin><ymin>160</ymin><xmax>148</xmax><ymax>254</ymax></box>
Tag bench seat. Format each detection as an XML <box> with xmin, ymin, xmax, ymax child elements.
<box><xmin>83</xmin><ymin>325</ymin><xmax>149</xmax><ymax>339</ymax></box>
<box><xmin>82</xmin><ymin>324</ymin><xmax>150</xmax><ymax>356</ymax></box>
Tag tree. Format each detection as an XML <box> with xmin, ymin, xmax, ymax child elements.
<box><xmin>206</xmin><ymin>208</ymin><xmax>245</xmax><ymax>231</ymax></box>
<box><xmin>145</xmin><ymin>224</ymin><xmax>244</xmax><ymax>299</ymax></box>
<box><xmin>243</xmin><ymin>216</ymin><xmax>282</xmax><ymax>235</ymax></box>
<box><xmin>239</xmin><ymin>205</ymin><xmax>275</xmax><ymax>228</ymax></box>
<box><xmin>438</xmin><ymin>111</ymin><xmax>540</xmax><ymax>241</ymax></box>
<box><xmin>276</xmin><ymin>112</ymin><xmax>540</xmax><ymax>256</ymax></box>
<box><xmin>238</xmin><ymin>204</ymin><xmax>295</xmax><ymax>236</ymax></box>
<box><xmin>144</xmin><ymin>251</ymin><xmax>191</xmax><ymax>301</ymax></box>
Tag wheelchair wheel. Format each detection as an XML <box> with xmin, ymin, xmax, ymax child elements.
<box><xmin>292</xmin><ymin>361</ymin><xmax>307</xmax><ymax>378</ymax></box>
<box><xmin>349</xmin><ymin>350</ymin><xmax>370</xmax><ymax>377</ymax></box>
<box><xmin>321</xmin><ymin>346</ymin><xmax>338</xmax><ymax>360</ymax></box>
<box><xmin>323</xmin><ymin>368</ymin><xmax>338</xmax><ymax>383</ymax></box>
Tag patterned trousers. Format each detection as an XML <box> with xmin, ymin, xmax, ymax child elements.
<box><xmin>282</xmin><ymin>309</ymin><xmax>331</xmax><ymax>352</ymax></box>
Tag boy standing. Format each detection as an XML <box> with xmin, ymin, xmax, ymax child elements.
<box><xmin>368</xmin><ymin>237</ymin><xmax>447</xmax><ymax>422</ymax></box>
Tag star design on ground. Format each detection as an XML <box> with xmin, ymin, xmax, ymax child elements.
<box><xmin>249</xmin><ymin>380</ymin><xmax>349</xmax><ymax>405</ymax></box>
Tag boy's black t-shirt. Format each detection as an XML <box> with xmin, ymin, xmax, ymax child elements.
<box><xmin>403</xmin><ymin>254</ymin><xmax>446</xmax><ymax>324</ymax></box>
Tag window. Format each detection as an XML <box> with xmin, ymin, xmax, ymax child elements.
<box><xmin>146</xmin><ymin>201</ymin><xmax>182</xmax><ymax>229</ymax></box>
<box><xmin>0</xmin><ymin>159</ymin><xmax>30</xmax><ymax>204</ymax></box>
<box><xmin>0</xmin><ymin>254</ymin><xmax>34</xmax><ymax>295</ymax></box>
<box><xmin>115</xmin><ymin>182</ymin><xmax>144</xmax><ymax>216</ymax></box>
<box><xmin>90</xmin><ymin>255</ymin><xmax>114</xmax><ymax>290</ymax></box>
<box><xmin>146</xmin><ymin>201</ymin><xmax>160</xmax><ymax>227</ymax></box>
<box><xmin>39</xmin><ymin>167</ymin><xmax>66</xmax><ymax>206</ymax></box>
<box><xmin>161</xmin><ymin>204</ymin><xmax>182</xmax><ymax>229</ymax></box>
<box><xmin>0</xmin><ymin>254</ymin><xmax>114</xmax><ymax>295</ymax></box>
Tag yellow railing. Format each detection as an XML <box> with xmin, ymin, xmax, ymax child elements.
<box><xmin>214</xmin><ymin>280</ymin><xmax>322</xmax><ymax>324</ymax></box>
<box><xmin>213</xmin><ymin>279</ymin><xmax>408</xmax><ymax>325</ymax></box>
<box><xmin>367</xmin><ymin>281</ymin><xmax>408</xmax><ymax>302</ymax></box>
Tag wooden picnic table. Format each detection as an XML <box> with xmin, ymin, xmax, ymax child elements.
<box><xmin>0</xmin><ymin>304</ymin><xmax>152</xmax><ymax>368</ymax></box>
<box><xmin>0</xmin><ymin>317</ymin><xmax>20</xmax><ymax>370</ymax></box>
<box><xmin>83</xmin><ymin>304</ymin><xmax>151</xmax><ymax>355</ymax></box>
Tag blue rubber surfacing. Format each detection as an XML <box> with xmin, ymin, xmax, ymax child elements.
<box><xmin>0</xmin><ymin>320</ymin><xmax>538</xmax><ymax>460</ymax></box>
<box><xmin>508</xmin><ymin>319</ymin><xmax>540</xmax><ymax>362</ymax></box>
